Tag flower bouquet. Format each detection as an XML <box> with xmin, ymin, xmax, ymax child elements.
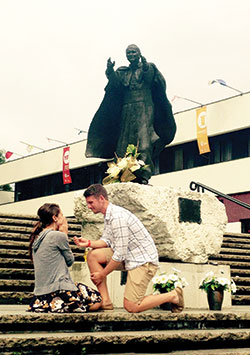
<box><xmin>199</xmin><ymin>271</ymin><xmax>237</xmax><ymax>294</ymax></box>
<box><xmin>152</xmin><ymin>269</ymin><xmax>188</xmax><ymax>294</ymax></box>
<box><xmin>199</xmin><ymin>271</ymin><xmax>237</xmax><ymax>310</ymax></box>
<box><xmin>102</xmin><ymin>144</ymin><xmax>148</xmax><ymax>185</ymax></box>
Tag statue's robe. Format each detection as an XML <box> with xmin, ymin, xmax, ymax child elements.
<box><xmin>86</xmin><ymin>62</ymin><xmax>176</xmax><ymax>180</ymax></box>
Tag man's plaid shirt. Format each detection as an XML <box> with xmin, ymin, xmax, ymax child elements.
<box><xmin>101</xmin><ymin>203</ymin><xmax>159</xmax><ymax>270</ymax></box>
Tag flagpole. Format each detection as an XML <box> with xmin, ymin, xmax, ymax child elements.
<box><xmin>172</xmin><ymin>95</ymin><xmax>203</xmax><ymax>106</ymax></box>
<box><xmin>20</xmin><ymin>141</ymin><xmax>44</xmax><ymax>151</ymax></box>
<box><xmin>47</xmin><ymin>137</ymin><xmax>68</xmax><ymax>145</ymax></box>
<box><xmin>223</xmin><ymin>84</ymin><xmax>243</xmax><ymax>95</ymax></box>
<box><xmin>209</xmin><ymin>79</ymin><xmax>243</xmax><ymax>95</ymax></box>
<box><xmin>74</xmin><ymin>128</ymin><xmax>88</xmax><ymax>135</ymax></box>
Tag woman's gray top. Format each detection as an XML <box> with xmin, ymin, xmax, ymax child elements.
<box><xmin>32</xmin><ymin>229</ymin><xmax>77</xmax><ymax>295</ymax></box>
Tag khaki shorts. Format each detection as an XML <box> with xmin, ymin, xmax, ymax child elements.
<box><xmin>101</xmin><ymin>247</ymin><xmax>158</xmax><ymax>303</ymax></box>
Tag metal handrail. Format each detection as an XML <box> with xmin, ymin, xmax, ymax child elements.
<box><xmin>190</xmin><ymin>181</ymin><xmax>250</xmax><ymax>211</ymax></box>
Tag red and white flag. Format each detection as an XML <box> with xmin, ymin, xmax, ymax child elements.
<box><xmin>62</xmin><ymin>147</ymin><xmax>72</xmax><ymax>184</ymax></box>
<box><xmin>5</xmin><ymin>151</ymin><xmax>13</xmax><ymax>159</ymax></box>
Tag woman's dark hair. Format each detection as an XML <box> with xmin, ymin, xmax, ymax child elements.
<box><xmin>84</xmin><ymin>184</ymin><xmax>108</xmax><ymax>200</ymax></box>
<box><xmin>29</xmin><ymin>203</ymin><xmax>60</xmax><ymax>259</ymax></box>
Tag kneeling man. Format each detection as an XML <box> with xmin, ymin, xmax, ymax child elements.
<box><xmin>74</xmin><ymin>184</ymin><xmax>184</xmax><ymax>313</ymax></box>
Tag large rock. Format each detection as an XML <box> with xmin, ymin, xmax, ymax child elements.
<box><xmin>74</xmin><ymin>183</ymin><xmax>227</xmax><ymax>263</ymax></box>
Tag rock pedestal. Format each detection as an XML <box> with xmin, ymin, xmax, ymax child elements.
<box><xmin>74</xmin><ymin>182</ymin><xmax>227</xmax><ymax>263</ymax></box>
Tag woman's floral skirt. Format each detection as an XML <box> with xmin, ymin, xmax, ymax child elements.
<box><xmin>27</xmin><ymin>283</ymin><xmax>102</xmax><ymax>313</ymax></box>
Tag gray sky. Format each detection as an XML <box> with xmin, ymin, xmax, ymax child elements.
<box><xmin>0</xmin><ymin>0</ymin><xmax>249</xmax><ymax>159</ymax></box>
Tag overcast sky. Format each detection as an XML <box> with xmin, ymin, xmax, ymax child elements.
<box><xmin>0</xmin><ymin>0</ymin><xmax>249</xmax><ymax>159</ymax></box>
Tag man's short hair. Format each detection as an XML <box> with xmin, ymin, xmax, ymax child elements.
<box><xmin>84</xmin><ymin>184</ymin><xmax>108</xmax><ymax>200</ymax></box>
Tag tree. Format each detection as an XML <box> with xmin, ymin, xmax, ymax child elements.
<box><xmin>0</xmin><ymin>150</ymin><xmax>13</xmax><ymax>191</ymax></box>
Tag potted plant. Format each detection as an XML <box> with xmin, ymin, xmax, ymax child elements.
<box><xmin>152</xmin><ymin>269</ymin><xmax>188</xmax><ymax>310</ymax></box>
<box><xmin>199</xmin><ymin>271</ymin><xmax>237</xmax><ymax>310</ymax></box>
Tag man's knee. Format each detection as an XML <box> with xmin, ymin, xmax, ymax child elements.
<box><xmin>86</xmin><ymin>248</ymin><xmax>108</xmax><ymax>266</ymax></box>
<box><xmin>124</xmin><ymin>298</ymin><xmax>140</xmax><ymax>313</ymax></box>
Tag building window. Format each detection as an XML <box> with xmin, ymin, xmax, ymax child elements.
<box><xmin>15</xmin><ymin>162</ymin><xmax>108</xmax><ymax>202</ymax></box>
<box><xmin>159</xmin><ymin>127</ymin><xmax>250</xmax><ymax>174</ymax></box>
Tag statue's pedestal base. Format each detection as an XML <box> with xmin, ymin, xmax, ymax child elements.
<box><xmin>70</xmin><ymin>262</ymin><xmax>231</xmax><ymax>309</ymax></box>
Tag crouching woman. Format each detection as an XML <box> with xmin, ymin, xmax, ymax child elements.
<box><xmin>28</xmin><ymin>203</ymin><xmax>102</xmax><ymax>313</ymax></box>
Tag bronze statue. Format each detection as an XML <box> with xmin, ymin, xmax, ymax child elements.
<box><xmin>86</xmin><ymin>44</ymin><xmax>176</xmax><ymax>183</ymax></box>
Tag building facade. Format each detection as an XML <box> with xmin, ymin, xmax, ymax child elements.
<box><xmin>0</xmin><ymin>92</ymin><xmax>249</xmax><ymax>232</ymax></box>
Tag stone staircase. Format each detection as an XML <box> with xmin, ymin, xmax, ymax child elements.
<box><xmin>209</xmin><ymin>231</ymin><xmax>250</xmax><ymax>306</ymax></box>
<box><xmin>0</xmin><ymin>213</ymin><xmax>83</xmax><ymax>304</ymax></box>
<box><xmin>0</xmin><ymin>213</ymin><xmax>250</xmax><ymax>353</ymax></box>
<box><xmin>0</xmin><ymin>307</ymin><xmax>250</xmax><ymax>354</ymax></box>
<box><xmin>0</xmin><ymin>213</ymin><xmax>250</xmax><ymax>306</ymax></box>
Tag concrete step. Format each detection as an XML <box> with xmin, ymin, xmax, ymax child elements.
<box><xmin>222</xmin><ymin>242</ymin><xmax>250</xmax><ymax>250</ymax></box>
<box><xmin>221</xmin><ymin>247</ymin><xmax>250</xmax><ymax>255</ymax></box>
<box><xmin>0</xmin><ymin>247</ymin><xmax>84</xmax><ymax>260</ymax></box>
<box><xmin>222</xmin><ymin>237</ymin><xmax>250</xmax><ymax>245</ymax></box>
<box><xmin>0</xmin><ymin>224</ymin><xmax>81</xmax><ymax>237</ymax></box>
<box><xmin>0</xmin><ymin>231</ymin><xmax>30</xmax><ymax>242</ymax></box>
<box><xmin>235</xmin><ymin>285</ymin><xmax>250</xmax><ymax>293</ymax></box>
<box><xmin>1</xmin><ymin>308</ymin><xmax>250</xmax><ymax>332</ymax></box>
<box><xmin>231</xmin><ymin>268</ymin><xmax>250</xmax><ymax>276</ymax></box>
<box><xmin>0</xmin><ymin>248</ymin><xmax>30</xmax><ymax>259</ymax></box>
<box><xmin>209</xmin><ymin>260</ymin><xmax>250</xmax><ymax>269</ymax></box>
<box><xmin>232</xmin><ymin>276</ymin><xmax>250</xmax><ymax>285</ymax></box>
<box><xmin>0</xmin><ymin>225</ymin><xmax>33</xmax><ymax>234</ymax></box>
<box><xmin>0</xmin><ymin>291</ymin><xmax>33</xmax><ymax>304</ymax></box>
<box><xmin>0</xmin><ymin>305</ymin><xmax>249</xmax><ymax>353</ymax></box>
<box><xmin>0</xmin><ymin>257</ymin><xmax>33</xmax><ymax>268</ymax></box>
<box><xmin>211</xmin><ymin>254</ymin><xmax>250</xmax><ymax>262</ymax></box>
<box><xmin>0</xmin><ymin>268</ymin><xmax>34</xmax><ymax>280</ymax></box>
<box><xmin>232</xmin><ymin>294</ymin><xmax>250</xmax><ymax>305</ymax></box>
<box><xmin>165</xmin><ymin>349</ymin><xmax>250</xmax><ymax>355</ymax></box>
<box><xmin>0</xmin><ymin>240</ymin><xmax>29</xmax><ymax>249</ymax></box>
<box><xmin>224</xmin><ymin>232</ymin><xmax>250</xmax><ymax>239</ymax></box>
<box><xmin>0</xmin><ymin>328</ymin><xmax>250</xmax><ymax>354</ymax></box>
<box><xmin>0</xmin><ymin>279</ymin><xmax>34</xmax><ymax>291</ymax></box>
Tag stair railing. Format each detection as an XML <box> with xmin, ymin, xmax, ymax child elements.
<box><xmin>190</xmin><ymin>181</ymin><xmax>250</xmax><ymax>211</ymax></box>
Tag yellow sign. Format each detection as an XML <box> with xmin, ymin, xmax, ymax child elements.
<box><xmin>196</xmin><ymin>106</ymin><xmax>210</xmax><ymax>154</ymax></box>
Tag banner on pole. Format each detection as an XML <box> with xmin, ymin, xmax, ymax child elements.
<box><xmin>196</xmin><ymin>106</ymin><xmax>210</xmax><ymax>154</ymax></box>
<box><xmin>62</xmin><ymin>147</ymin><xmax>72</xmax><ymax>184</ymax></box>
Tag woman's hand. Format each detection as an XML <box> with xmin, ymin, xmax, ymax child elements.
<box><xmin>58</xmin><ymin>216</ymin><xmax>68</xmax><ymax>234</ymax></box>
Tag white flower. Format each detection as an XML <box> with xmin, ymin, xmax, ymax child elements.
<box><xmin>199</xmin><ymin>271</ymin><xmax>237</xmax><ymax>294</ymax></box>
<box><xmin>107</xmin><ymin>164</ymin><xmax>121</xmax><ymax>178</ymax></box>
<box><xmin>117</xmin><ymin>158</ymin><xmax>128</xmax><ymax>170</ymax></box>
<box><xmin>138</xmin><ymin>160</ymin><xmax>145</xmax><ymax>166</ymax></box>
<box><xmin>217</xmin><ymin>277</ymin><xmax>230</xmax><ymax>287</ymax></box>
<box><xmin>231</xmin><ymin>280</ymin><xmax>237</xmax><ymax>293</ymax></box>
<box><xmin>152</xmin><ymin>271</ymin><xmax>188</xmax><ymax>292</ymax></box>
<box><xmin>205</xmin><ymin>271</ymin><xmax>214</xmax><ymax>279</ymax></box>
<box><xmin>160</xmin><ymin>274</ymin><xmax>168</xmax><ymax>283</ymax></box>
<box><xmin>169</xmin><ymin>274</ymin><xmax>179</xmax><ymax>282</ymax></box>
<box><xmin>152</xmin><ymin>276</ymin><xmax>161</xmax><ymax>284</ymax></box>
<box><xmin>130</xmin><ymin>162</ymin><xmax>141</xmax><ymax>172</ymax></box>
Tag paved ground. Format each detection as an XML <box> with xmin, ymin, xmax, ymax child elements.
<box><xmin>0</xmin><ymin>304</ymin><xmax>249</xmax><ymax>315</ymax></box>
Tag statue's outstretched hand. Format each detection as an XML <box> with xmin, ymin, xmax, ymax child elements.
<box><xmin>106</xmin><ymin>57</ymin><xmax>115</xmax><ymax>74</ymax></box>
